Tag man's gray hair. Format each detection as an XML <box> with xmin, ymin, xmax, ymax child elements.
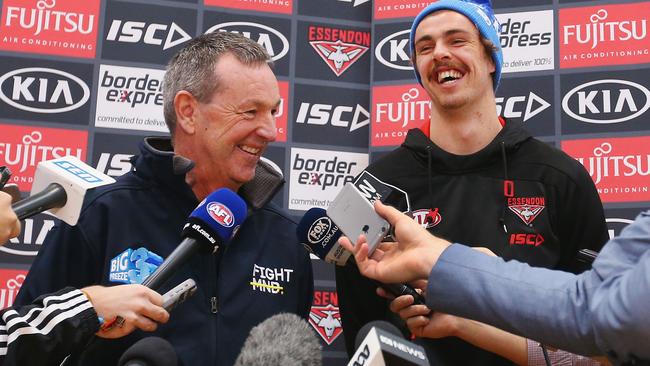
<box><xmin>163</xmin><ymin>32</ymin><xmax>272</xmax><ymax>137</ymax></box>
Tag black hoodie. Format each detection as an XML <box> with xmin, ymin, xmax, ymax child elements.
<box><xmin>336</xmin><ymin>121</ymin><xmax>608</xmax><ymax>366</ymax></box>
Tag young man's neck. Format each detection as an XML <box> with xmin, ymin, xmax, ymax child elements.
<box><xmin>428</xmin><ymin>98</ymin><xmax>502</xmax><ymax>155</ymax></box>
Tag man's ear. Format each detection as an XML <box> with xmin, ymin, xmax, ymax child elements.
<box><xmin>175</xmin><ymin>91</ymin><xmax>197</xmax><ymax>135</ymax></box>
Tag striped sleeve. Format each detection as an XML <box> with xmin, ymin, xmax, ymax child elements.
<box><xmin>0</xmin><ymin>287</ymin><xmax>99</xmax><ymax>366</ymax></box>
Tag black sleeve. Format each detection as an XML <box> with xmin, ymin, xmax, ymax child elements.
<box><xmin>555</xmin><ymin>165</ymin><xmax>609</xmax><ymax>273</ymax></box>
<box><xmin>0</xmin><ymin>287</ymin><xmax>99</xmax><ymax>366</ymax></box>
<box><xmin>14</xmin><ymin>223</ymin><xmax>101</xmax><ymax>307</ymax></box>
<box><xmin>335</xmin><ymin>261</ymin><xmax>391</xmax><ymax>356</ymax></box>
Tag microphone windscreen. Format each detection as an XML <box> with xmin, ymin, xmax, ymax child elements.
<box><xmin>186</xmin><ymin>188</ymin><xmax>247</xmax><ymax>242</ymax></box>
<box><xmin>234</xmin><ymin>313</ymin><xmax>322</xmax><ymax>366</ymax></box>
<box><xmin>355</xmin><ymin>320</ymin><xmax>404</xmax><ymax>350</ymax></box>
<box><xmin>297</xmin><ymin>208</ymin><xmax>342</xmax><ymax>254</ymax></box>
<box><xmin>118</xmin><ymin>337</ymin><xmax>177</xmax><ymax>366</ymax></box>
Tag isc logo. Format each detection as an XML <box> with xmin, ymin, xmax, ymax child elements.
<box><xmin>95</xmin><ymin>153</ymin><xmax>132</xmax><ymax>177</ymax></box>
<box><xmin>207</xmin><ymin>202</ymin><xmax>234</xmax><ymax>227</ymax></box>
<box><xmin>509</xmin><ymin>233</ymin><xmax>544</xmax><ymax>247</ymax></box>
<box><xmin>295</xmin><ymin>102</ymin><xmax>369</xmax><ymax>132</ymax></box>
<box><xmin>53</xmin><ymin>161</ymin><xmax>102</xmax><ymax>183</ymax></box>
<box><xmin>106</xmin><ymin>20</ymin><xmax>192</xmax><ymax>50</ymax></box>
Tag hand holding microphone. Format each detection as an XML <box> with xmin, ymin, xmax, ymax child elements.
<box><xmin>0</xmin><ymin>191</ymin><xmax>20</xmax><ymax>243</ymax></box>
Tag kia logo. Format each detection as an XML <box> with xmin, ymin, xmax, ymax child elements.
<box><xmin>205</xmin><ymin>22</ymin><xmax>289</xmax><ymax>62</ymax></box>
<box><xmin>375</xmin><ymin>29</ymin><xmax>412</xmax><ymax>70</ymax></box>
<box><xmin>562</xmin><ymin>79</ymin><xmax>650</xmax><ymax>124</ymax></box>
<box><xmin>0</xmin><ymin>67</ymin><xmax>90</xmax><ymax>114</ymax></box>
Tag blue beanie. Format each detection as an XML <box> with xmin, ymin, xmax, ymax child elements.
<box><xmin>410</xmin><ymin>0</ymin><xmax>502</xmax><ymax>91</ymax></box>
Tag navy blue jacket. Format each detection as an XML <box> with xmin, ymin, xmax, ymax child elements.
<box><xmin>15</xmin><ymin>138</ymin><xmax>314</xmax><ymax>366</ymax></box>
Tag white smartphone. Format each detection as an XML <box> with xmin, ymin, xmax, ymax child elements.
<box><xmin>327</xmin><ymin>183</ymin><xmax>390</xmax><ymax>254</ymax></box>
<box><xmin>162</xmin><ymin>278</ymin><xmax>197</xmax><ymax>312</ymax></box>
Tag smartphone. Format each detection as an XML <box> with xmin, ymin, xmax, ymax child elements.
<box><xmin>162</xmin><ymin>278</ymin><xmax>197</xmax><ymax>312</ymax></box>
<box><xmin>327</xmin><ymin>183</ymin><xmax>390</xmax><ymax>254</ymax></box>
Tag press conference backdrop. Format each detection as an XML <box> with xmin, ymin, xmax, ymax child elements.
<box><xmin>0</xmin><ymin>0</ymin><xmax>648</xmax><ymax>364</ymax></box>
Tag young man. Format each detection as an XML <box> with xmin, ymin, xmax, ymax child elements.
<box><xmin>15</xmin><ymin>32</ymin><xmax>313</xmax><ymax>366</ymax></box>
<box><xmin>336</xmin><ymin>1</ymin><xmax>608</xmax><ymax>365</ymax></box>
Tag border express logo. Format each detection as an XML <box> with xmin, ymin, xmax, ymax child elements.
<box><xmin>507</xmin><ymin>197</ymin><xmax>545</xmax><ymax>225</ymax></box>
<box><xmin>309</xmin><ymin>290</ymin><xmax>343</xmax><ymax>345</ymax></box>
<box><xmin>109</xmin><ymin>247</ymin><xmax>163</xmax><ymax>284</ymax></box>
<box><xmin>308</xmin><ymin>26</ymin><xmax>370</xmax><ymax>77</ymax></box>
<box><xmin>250</xmin><ymin>264</ymin><xmax>293</xmax><ymax>295</ymax></box>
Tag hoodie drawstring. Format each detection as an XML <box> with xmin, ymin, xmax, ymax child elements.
<box><xmin>500</xmin><ymin>141</ymin><xmax>513</xmax><ymax>233</ymax></box>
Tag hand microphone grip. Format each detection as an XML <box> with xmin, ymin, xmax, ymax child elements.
<box><xmin>381</xmin><ymin>283</ymin><xmax>426</xmax><ymax>305</ymax></box>
<box><xmin>141</xmin><ymin>238</ymin><xmax>199</xmax><ymax>291</ymax></box>
<box><xmin>12</xmin><ymin>183</ymin><xmax>67</xmax><ymax>220</ymax></box>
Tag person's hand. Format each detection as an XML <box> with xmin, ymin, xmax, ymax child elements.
<box><xmin>0</xmin><ymin>191</ymin><xmax>20</xmax><ymax>244</ymax></box>
<box><xmin>338</xmin><ymin>201</ymin><xmax>450</xmax><ymax>284</ymax></box>
<box><xmin>82</xmin><ymin>285</ymin><xmax>170</xmax><ymax>339</ymax></box>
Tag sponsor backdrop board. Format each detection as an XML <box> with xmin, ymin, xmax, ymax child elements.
<box><xmin>0</xmin><ymin>0</ymin><xmax>648</xmax><ymax>364</ymax></box>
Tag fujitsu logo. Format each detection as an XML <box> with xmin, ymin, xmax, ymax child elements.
<box><xmin>0</xmin><ymin>274</ymin><xmax>25</xmax><ymax>309</ymax></box>
<box><xmin>575</xmin><ymin>142</ymin><xmax>650</xmax><ymax>184</ymax></box>
<box><xmin>563</xmin><ymin>9</ymin><xmax>647</xmax><ymax>50</ymax></box>
<box><xmin>5</xmin><ymin>0</ymin><xmax>94</xmax><ymax>36</ymax></box>
<box><xmin>375</xmin><ymin>88</ymin><xmax>431</xmax><ymax>127</ymax></box>
<box><xmin>0</xmin><ymin>131</ymin><xmax>83</xmax><ymax>173</ymax></box>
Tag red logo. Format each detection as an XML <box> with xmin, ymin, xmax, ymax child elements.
<box><xmin>560</xmin><ymin>2</ymin><xmax>650</xmax><ymax>69</ymax></box>
<box><xmin>411</xmin><ymin>208</ymin><xmax>442</xmax><ymax>229</ymax></box>
<box><xmin>207</xmin><ymin>202</ymin><xmax>234</xmax><ymax>227</ymax></box>
<box><xmin>0</xmin><ymin>124</ymin><xmax>88</xmax><ymax>192</ymax></box>
<box><xmin>0</xmin><ymin>269</ymin><xmax>27</xmax><ymax>310</ymax></box>
<box><xmin>509</xmin><ymin>233</ymin><xmax>545</xmax><ymax>247</ymax></box>
<box><xmin>374</xmin><ymin>0</ymin><xmax>430</xmax><ymax>20</ymax></box>
<box><xmin>204</xmin><ymin>0</ymin><xmax>291</xmax><ymax>14</ymax></box>
<box><xmin>0</xmin><ymin>0</ymin><xmax>100</xmax><ymax>58</ymax></box>
<box><xmin>507</xmin><ymin>197</ymin><xmax>545</xmax><ymax>225</ymax></box>
<box><xmin>309</xmin><ymin>290</ymin><xmax>343</xmax><ymax>345</ymax></box>
<box><xmin>562</xmin><ymin>137</ymin><xmax>650</xmax><ymax>203</ymax></box>
<box><xmin>308</xmin><ymin>26</ymin><xmax>370</xmax><ymax>77</ymax></box>
<box><xmin>275</xmin><ymin>81</ymin><xmax>288</xmax><ymax>143</ymax></box>
<box><xmin>372</xmin><ymin>84</ymin><xmax>430</xmax><ymax>147</ymax></box>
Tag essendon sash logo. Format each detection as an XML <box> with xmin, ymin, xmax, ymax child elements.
<box><xmin>0</xmin><ymin>270</ymin><xmax>26</xmax><ymax>310</ymax></box>
<box><xmin>0</xmin><ymin>124</ymin><xmax>87</xmax><ymax>191</ymax></box>
<box><xmin>507</xmin><ymin>197</ymin><xmax>545</xmax><ymax>225</ymax></box>
<box><xmin>204</xmin><ymin>0</ymin><xmax>292</xmax><ymax>14</ymax></box>
<box><xmin>309</xmin><ymin>290</ymin><xmax>343</xmax><ymax>345</ymax></box>
<box><xmin>411</xmin><ymin>209</ymin><xmax>442</xmax><ymax>229</ymax></box>
<box><xmin>560</xmin><ymin>2</ymin><xmax>650</xmax><ymax>68</ymax></box>
<box><xmin>372</xmin><ymin>84</ymin><xmax>430</xmax><ymax>147</ymax></box>
<box><xmin>562</xmin><ymin>137</ymin><xmax>650</xmax><ymax>203</ymax></box>
<box><xmin>308</xmin><ymin>26</ymin><xmax>370</xmax><ymax>77</ymax></box>
<box><xmin>275</xmin><ymin>81</ymin><xmax>288</xmax><ymax>143</ymax></box>
<box><xmin>374</xmin><ymin>0</ymin><xmax>430</xmax><ymax>20</ymax></box>
<box><xmin>0</xmin><ymin>0</ymin><xmax>100</xmax><ymax>58</ymax></box>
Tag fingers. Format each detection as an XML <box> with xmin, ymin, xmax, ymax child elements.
<box><xmin>388</xmin><ymin>295</ymin><xmax>414</xmax><ymax>313</ymax></box>
<box><xmin>473</xmin><ymin>247</ymin><xmax>497</xmax><ymax>256</ymax></box>
<box><xmin>0</xmin><ymin>192</ymin><xmax>20</xmax><ymax>242</ymax></box>
<box><xmin>373</xmin><ymin>201</ymin><xmax>404</xmax><ymax>226</ymax></box>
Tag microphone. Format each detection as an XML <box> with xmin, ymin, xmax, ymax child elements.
<box><xmin>297</xmin><ymin>208</ymin><xmax>426</xmax><ymax>305</ymax></box>
<box><xmin>348</xmin><ymin>320</ymin><xmax>429</xmax><ymax>366</ymax></box>
<box><xmin>118</xmin><ymin>336</ymin><xmax>178</xmax><ymax>366</ymax></box>
<box><xmin>11</xmin><ymin>156</ymin><xmax>115</xmax><ymax>225</ymax></box>
<box><xmin>142</xmin><ymin>188</ymin><xmax>247</xmax><ymax>290</ymax></box>
<box><xmin>234</xmin><ymin>313</ymin><xmax>322</xmax><ymax>366</ymax></box>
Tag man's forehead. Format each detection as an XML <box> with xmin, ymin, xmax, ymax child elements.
<box><xmin>415</xmin><ymin>10</ymin><xmax>478</xmax><ymax>36</ymax></box>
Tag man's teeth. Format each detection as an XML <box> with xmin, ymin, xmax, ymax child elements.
<box><xmin>438</xmin><ymin>70</ymin><xmax>462</xmax><ymax>83</ymax></box>
<box><xmin>241</xmin><ymin>146</ymin><xmax>260</xmax><ymax>154</ymax></box>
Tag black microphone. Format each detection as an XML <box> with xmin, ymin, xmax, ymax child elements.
<box><xmin>234</xmin><ymin>313</ymin><xmax>322</xmax><ymax>366</ymax></box>
<box><xmin>118</xmin><ymin>337</ymin><xmax>177</xmax><ymax>366</ymax></box>
<box><xmin>142</xmin><ymin>188</ymin><xmax>247</xmax><ymax>290</ymax></box>
<box><xmin>348</xmin><ymin>320</ymin><xmax>429</xmax><ymax>366</ymax></box>
<box><xmin>297</xmin><ymin>208</ymin><xmax>426</xmax><ymax>305</ymax></box>
<box><xmin>11</xmin><ymin>156</ymin><xmax>115</xmax><ymax>225</ymax></box>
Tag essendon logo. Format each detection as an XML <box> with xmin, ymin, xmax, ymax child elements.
<box><xmin>411</xmin><ymin>209</ymin><xmax>442</xmax><ymax>229</ymax></box>
<box><xmin>204</xmin><ymin>0</ymin><xmax>292</xmax><ymax>14</ymax></box>
<box><xmin>0</xmin><ymin>124</ymin><xmax>87</xmax><ymax>191</ymax></box>
<box><xmin>374</xmin><ymin>0</ymin><xmax>430</xmax><ymax>20</ymax></box>
<box><xmin>507</xmin><ymin>197</ymin><xmax>545</xmax><ymax>225</ymax></box>
<box><xmin>560</xmin><ymin>2</ymin><xmax>650</xmax><ymax>68</ymax></box>
<box><xmin>308</xmin><ymin>26</ymin><xmax>370</xmax><ymax>77</ymax></box>
<box><xmin>0</xmin><ymin>0</ymin><xmax>100</xmax><ymax>58</ymax></box>
<box><xmin>0</xmin><ymin>270</ymin><xmax>27</xmax><ymax>310</ymax></box>
<box><xmin>509</xmin><ymin>233</ymin><xmax>545</xmax><ymax>247</ymax></box>
<box><xmin>372</xmin><ymin>84</ymin><xmax>430</xmax><ymax>147</ymax></box>
<box><xmin>562</xmin><ymin>137</ymin><xmax>650</xmax><ymax>203</ymax></box>
<box><xmin>207</xmin><ymin>202</ymin><xmax>234</xmax><ymax>227</ymax></box>
<box><xmin>309</xmin><ymin>290</ymin><xmax>343</xmax><ymax>345</ymax></box>
<box><xmin>275</xmin><ymin>81</ymin><xmax>288</xmax><ymax>143</ymax></box>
